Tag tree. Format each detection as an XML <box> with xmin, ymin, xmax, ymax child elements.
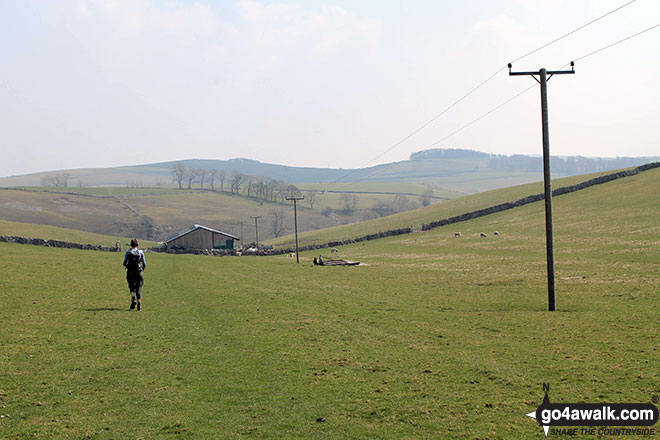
<box><xmin>41</xmin><ymin>175</ymin><xmax>57</xmax><ymax>187</ymax></box>
<box><xmin>171</xmin><ymin>163</ymin><xmax>186</xmax><ymax>189</ymax></box>
<box><xmin>307</xmin><ymin>190</ymin><xmax>320</xmax><ymax>209</ymax></box>
<box><xmin>285</xmin><ymin>184</ymin><xmax>302</xmax><ymax>199</ymax></box>
<box><xmin>340</xmin><ymin>193</ymin><xmax>358</xmax><ymax>213</ymax></box>
<box><xmin>218</xmin><ymin>170</ymin><xmax>226</xmax><ymax>192</ymax></box>
<box><xmin>419</xmin><ymin>189</ymin><xmax>434</xmax><ymax>207</ymax></box>
<box><xmin>270</xmin><ymin>207</ymin><xmax>285</xmax><ymax>238</ymax></box>
<box><xmin>266</xmin><ymin>178</ymin><xmax>279</xmax><ymax>201</ymax></box>
<box><xmin>186</xmin><ymin>168</ymin><xmax>200</xmax><ymax>189</ymax></box>
<box><xmin>208</xmin><ymin>170</ymin><xmax>217</xmax><ymax>191</ymax></box>
<box><xmin>246</xmin><ymin>175</ymin><xmax>255</xmax><ymax>197</ymax></box>
<box><xmin>197</xmin><ymin>169</ymin><xmax>207</xmax><ymax>189</ymax></box>
<box><xmin>372</xmin><ymin>200</ymin><xmax>394</xmax><ymax>217</ymax></box>
<box><xmin>230</xmin><ymin>171</ymin><xmax>247</xmax><ymax>193</ymax></box>
<box><xmin>392</xmin><ymin>194</ymin><xmax>417</xmax><ymax>213</ymax></box>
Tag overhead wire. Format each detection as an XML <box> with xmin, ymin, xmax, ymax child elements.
<box><xmin>346</xmin><ymin>21</ymin><xmax>660</xmax><ymax>185</ymax></box>
<box><xmin>330</xmin><ymin>0</ymin><xmax>642</xmax><ymax>186</ymax></box>
<box><xmin>573</xmin><ymin>22</ymin><xmax>659</xmax><ymax>62</ymax></box>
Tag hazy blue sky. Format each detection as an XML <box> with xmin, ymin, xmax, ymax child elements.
<box><xmin>1</xmin><ymin>0</ymin><xmax>658</xmax><ymax>177</ymax></box>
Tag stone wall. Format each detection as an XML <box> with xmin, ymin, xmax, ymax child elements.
<box><xmin>421</xmin><ymin>162</ymin><xmax>660</xmax><ymax>232</ymax></box>
<box><xmin>0</xmin><ymin>235</ymin><xmax>121</xmax><ymax>252</ymax></box>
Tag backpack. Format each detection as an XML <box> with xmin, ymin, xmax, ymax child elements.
<box><xmin>126</xmin><ymin>249</ymin><xmax>143</xmax><ymax>273</ymax></box>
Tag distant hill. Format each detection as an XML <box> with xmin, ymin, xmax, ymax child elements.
<box><xmin>1</xmin><ymin>149</ymin><xmax>657</xmax><ymax>195</ymax></box>
<box><xmin>410</xmin><ymin>148</ymin><xmax>659</xmax><ymax>175</ymax></box>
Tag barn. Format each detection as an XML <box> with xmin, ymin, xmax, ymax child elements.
<box><xmin>165</xmin><ymin>224</ymin><xmax>239</xmax><ymax>251</ymax></box>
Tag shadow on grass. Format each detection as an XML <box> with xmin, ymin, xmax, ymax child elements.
<box><xmin>84</xmin><ymin>307</ymin><xmax>130</xmax><ymax>312</ymax></box>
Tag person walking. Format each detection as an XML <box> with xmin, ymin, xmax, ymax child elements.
<box><xmin>123</xmin><ymin>238</ymin><xmax>147</xmax><ymax>311</ymax></box>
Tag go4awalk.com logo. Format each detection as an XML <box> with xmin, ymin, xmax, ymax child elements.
<box><xmin>525</xmin><ymin>384</ymin><xmax>659</xmax><ymax>437</ymax></box>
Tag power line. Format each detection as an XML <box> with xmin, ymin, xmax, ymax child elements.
<box><xmin>573</xmin><ymin>23</ymin><xmax>659</xmax><ymax>62</ymax></box>
<box><xmin>348</xmin><ymin>84</ymin><xmax>537</xmax><ymax>184</ymax></box>
<box><xmin>509</xmin><ymin>0</ymin><xmax>638</xmax><ymax>65</ymax></box>
<box><xmin>330</xmin><ymin>66</ymin><xmax>506</xmax><ymax>184</ymax></box>
<box><xmin>331</xmin><ymin>0</ymin><xmax>641</xmax><ymax>186</ymax></box>
<box><xmin>347</xmin><ymin>21</ymin><xmax>660</xmax><ymax>184</ymax></box>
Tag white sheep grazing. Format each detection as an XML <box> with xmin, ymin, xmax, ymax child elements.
<box><xmin>454</xmin><ymin>232</ymin><xmax>462</xmax><ymax>238</ymax></box>
<box><xmin>480</xmin><ymin>232</ymin><xmax>487</xmax><ymax>238</ymax></box>
<box><xmin>289</xmin><ymin>253</ymin><xmax>295</xmax><ymax>258</ymax></box>
<box><xmin>330</xmin><ymin>248</ymin><xmax>338</xmax><ymax>253</ymax></box>
<box><xmin>493</xmin><ymin>231</ymin><xmax>500</xmax><ymax>236</ymax></box>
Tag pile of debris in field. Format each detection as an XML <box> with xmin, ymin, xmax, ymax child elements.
<box><xmin>313</xmin><ymin>256</ymin><xmax>360</xmax><ymax>266</ymax></box>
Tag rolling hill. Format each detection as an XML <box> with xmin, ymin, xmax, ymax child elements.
<box><xmin>1</xmin><ymin>149</ymin><xmax>656</xmax><ymax>195</ymax></box>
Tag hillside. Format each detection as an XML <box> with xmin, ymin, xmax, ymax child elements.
<box><xmin>2</xmin><ymin>157</ymin><xmax>658</xmax><ymax>439</ymax></box>
<box><xmin>266</xmin><ymin>166</ymin><xmax>652</xmax><ymax>248</ymax></box>
<box><xmin>0</xmin><ymin>187</ymin><xmax>421</xmax><ymax>243</ymax></box>
<box><xmin>1</xmin><ymin>149</ymin><xmax>656</xmax><ymax>195</ymax></box>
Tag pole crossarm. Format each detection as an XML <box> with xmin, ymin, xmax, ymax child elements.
<box><xmin>508</xmin><ymin>62</ymin><xmax>575</xmax><ymax>79</ymax></box>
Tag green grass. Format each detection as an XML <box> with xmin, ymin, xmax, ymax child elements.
<box><xmin>1</xmin><ymin>166</ymin><xmax>659</xmax><ymax>438</ymax></box>
<box><xmin>266</xmin><ymin>169</ymin><xmax>631</xmax><ymax>248</ymax></box>
<box><xmin>0</xmin><ymin>219</ymin><xmax>156</xmax><ymax>247</ymax></box>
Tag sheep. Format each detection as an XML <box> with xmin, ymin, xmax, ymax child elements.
<box><xmin>330</xmin><ymin>248</ymin><xmax>338</xmax><ymax>253</ymax></box>
<box><xmin>493</xmin><ymin>231</ymin><xmax>500</xmax><ymax>236</ymax></box>
<box><xmin>480</xmin><ymin>232</ymin><xmax>487</xmax><ymax>238</ymax></box>
<box><xmin>454</xmin><ymin>232</ymin><xmax>462</xmax><ymax>238</ymax></box>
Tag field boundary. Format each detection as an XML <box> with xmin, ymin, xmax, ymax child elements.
<box><xmin>0</xmin><ymin>235</ymin><xmax>122</xmax><ymax>252</ymax></box>
<box><xmin>420</xmin><ymin>162</ymin><xmax>660</xmax><ymax>231</ymax></box>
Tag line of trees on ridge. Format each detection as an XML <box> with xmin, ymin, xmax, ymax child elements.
<box><xmin>170</xmin><ymin>162</ymin><xmax>303</xmax><ymax>203</ymax></box>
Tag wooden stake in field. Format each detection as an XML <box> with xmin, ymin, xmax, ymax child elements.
<box><xmin>509</xmin><ymin>62</ymin><xmax>575</xmax><ymax>311</ymax></box>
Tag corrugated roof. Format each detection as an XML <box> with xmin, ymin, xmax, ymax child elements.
<box><xmin>165</xmin><ymin>224</ymin><xmax>240</xmax><ymax>243</ymax></box>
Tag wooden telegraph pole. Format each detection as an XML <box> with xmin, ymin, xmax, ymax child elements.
<box><xmin>238</xmin><ymin>221</ymin><xmax>245</xmax><ymax>246</ymax></box>
<box><xmin>509</xmin><ymin>62</ymin><xmax>575</xmax><ymax>311</ymax></box>
<box><xmin>285</xmin><ymin>196</ymin><xmax>304</xmax><ymax>264</ymax></box>
<box><xmin>251</xmin><ymin>216</ymin><xmax>261</xmax><ymax>250</ymax></box>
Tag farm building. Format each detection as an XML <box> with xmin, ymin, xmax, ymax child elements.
<box><xmin>165</xmin><ymin>224</ymin><xmax>239</xmax><ymax>251</ymax></box>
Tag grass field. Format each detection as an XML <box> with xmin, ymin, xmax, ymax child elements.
<box><xmin>266</xmin><ymin>169</ymin><xmax>633</xmax><ymax>248</ymax></box>
<box><xmin>1</xmin><ymin>167</ymin><xmax>658</xmax><ymax>438</ymax></box>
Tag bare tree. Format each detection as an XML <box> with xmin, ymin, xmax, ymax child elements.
<box><xmin>419</xmin><ymin>189</ymin><xmax>434</xmax><ymax>207</ymax></box>
<box><xmin>340</xmin><ymin>193</ymin><xmax>358</xmax><ymax>213</ymax></box>
<box><xmin>246</xmin><ymin>175</ymin><xmax>255</xmax><ymax>197</ymax></box>
<box><xmin>208</xmin><ymin>169</ymin><xmax>218</xmax><ymax>191</ymax></box>
<box><xmin>171</xmin><ymin>163</ymin><xmax>186</xmax><ymax>189</ymax></box>
<box><xmin>41</xmin><ymin>175</ymin><xmax>57</xmax><ymax>187</ymax></box>
<box><xmin>197</xmin><ymin>169</ymin><xmax>207</xmax><ymax>189</ymax></box>
<box><xmin>266</xmin><ymin>178</ymin><xmax>279</xmax><ymax>201</ymax></box>
<box><xmin>392</xmin><ymin>194</ymin><xmax>418</xmax><ymax>213</ymax></box>
<box><xmin>230</xmin><ymin>171</ymin><xmax>247</xmax><ymax>193</ymax></box>
<box><xmin>270</xmin><ymin>207</ymin><xmax>285</xmax><ymax>238</ymax></box>
<box><xmin>307</xmin><ymin>190</ymin><xmax>320</xmax><ymax>208</ymax></box>
<box><xmin>285</xmin><ymin>184</ymin><xmax>302</xmax><ymax>199</ymax></box>
<box><xmin>186</xmin><ymin>168</ymin><xmax>200</xmax><ymax>189</ymax></box>
<box><xmin>218</xmin><ymin>170</ymin><xmax>226</xmax><ymax>192</ymax></box>
<box><xmin>53</xmin><ymin>173</ymin><xmax>72</xmax><ymax>187</ymax></box>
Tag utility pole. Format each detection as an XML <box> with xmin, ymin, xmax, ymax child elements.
<box><xmin>251</xmin><ymin>216</ymin><xmax>261</xmax><ymax>250</ymax></box>
<box><xmin>238</xmin><ymin>221</ymin><xmax>245</xmax><ymax>247</ymax></box>
<box><xmin>509</xmin><ymin>62</ymin><xmax>574</xmax><ymax>312</ymax></box>
<box><xmin>285</xmin><ymin>195</ymin><xmax>304</xmax><ymax>264</ymax></box>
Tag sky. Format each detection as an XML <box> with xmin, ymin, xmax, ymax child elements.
<box><xmin>1</xmin><ymin>0</ymin><xmax>658</xmax><ymax>177</ymax></box>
